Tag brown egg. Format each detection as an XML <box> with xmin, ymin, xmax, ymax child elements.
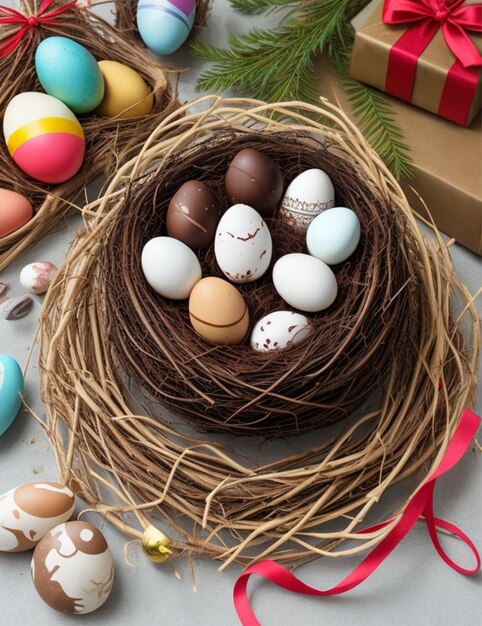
<box><xmin>166</xmin><ymin>180</ymin><xmax>220</xmax><ymax>249</ymax></box>
<box><xmin>0</xmin><ymin>188</ymin><xmax>33</xmax><ymax>237</ymax></box>
<box><xmin>189</xmin><ymin>277</ymin><xmax>249</xmax><ymax>345</ymax></box>
<box><xmin>225</xmin><ymin>148</ymin><xmax>284</xmax><ymax>217</ymax></box>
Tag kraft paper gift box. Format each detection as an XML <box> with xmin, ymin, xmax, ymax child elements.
<box><xmin>315</xmin><ymin>56</ymin><xmax>482</xmax><ymax>255</ymax></box>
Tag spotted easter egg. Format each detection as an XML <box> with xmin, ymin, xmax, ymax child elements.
<box><xmin>35</xmin><ymin>37</ymin><xmax>105</xmax><ymax>114</ymax></box>
<box><xmin>3</xmin><ymin>92</ymin><xmax>85</xmax><ymax>184</ymax></box>
<box><xmin>215</xmin><ymin>204</ymin><xmax>272</xmax><ymax>283</ymax></box>
<box><xmin>0</xmin><ymin>482</ymin><xmax>75</xmax><ymax>552</ymax></box>
<box><xmin>250</xmin><ymin>311</ymin><xmax>311</xmax><ymax>352</ymax></box>
<box><xmin>136</xmin><ymin>0</ymin><xmax>196</xmax><ymax>55</ymax></box>
<box><xmin>31</xmin><ymin>521</ymin><xmax>114</xmax><ymax>614</ymax></box>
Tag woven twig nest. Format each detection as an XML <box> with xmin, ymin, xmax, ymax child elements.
<box><xmin>38</xmin><ymin>97</ymin><xmax>479</xmax><ymax>568</ymax></box>
<box><xmin>0</xmin><ymin>0</ymin><xmax>178</xmax><ymax>270</ymax></box>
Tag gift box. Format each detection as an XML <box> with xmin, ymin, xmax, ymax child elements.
<box><xmin>349</xmin><ymin>0</ymin><xmax>482</xmax><ymax>126</ymax></box>
<box><xmin>315</xmin><ymin>56</ymin><xmax>482</xmax><ymax>255</ymax></box>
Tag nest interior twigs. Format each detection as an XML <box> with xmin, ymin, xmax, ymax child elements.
<box><xmin>0</xmin><ymin>0</ymin><xmax>178</xmax><ymax>270</ymax></box>
<box><xmin>38</xmin><ymin>97</ymin><xmax>479</xmax><ymax>569</ymax></box>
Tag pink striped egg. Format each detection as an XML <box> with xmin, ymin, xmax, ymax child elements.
<box><xmin>3</xmin><ymin>92</ymin><xmax>85</xmax><ymax>184</ymax></box>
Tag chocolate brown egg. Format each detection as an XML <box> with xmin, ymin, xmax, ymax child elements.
<box><xmin>189</xmin><ymin>277</ymin><xmax>249</xmax><ymax>345</ymax></box>
<box><xmin>166</xmin><ymin>180</ymin><xmax>220</xmax><ymax>249</ymax></box>
<box><xmin>225</xmin><ymin>148</ymin><xmax>284</xmax><ymax>217</ymax></box>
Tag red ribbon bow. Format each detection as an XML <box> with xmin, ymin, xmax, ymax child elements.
<box><xmin>382</xmin><ymin>0</ymin><xmax>482</xmax><ymax>124</ymax></box>
<box><xmin>0</xmin><ymin>0</ymin><xmax>81</xmax><ymax>58</ymax></box>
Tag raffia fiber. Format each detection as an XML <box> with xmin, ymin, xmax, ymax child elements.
<box><xmin>38</xmin><ymin>97</ymin><xmax>479</xmax><ymax>569</ymax></box>
<box><xmin>0</xmin><ymin>0</ymin><xmax>178</xmax><ymax>271</ymax></box>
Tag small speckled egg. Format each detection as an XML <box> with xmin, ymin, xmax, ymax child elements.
<box><xmin>31</xmin><ymin>521</ymin><xmax>114</xmax><ymax>614</ymax></box>
<box><xmin>166</xmin><ymin>180</ymin><xmax>220</xmax><ymax>248</ymax></box>
<box><xmin>272</xmin><ymin>253</ymin><xmax>338</xmax><ymax>312</ymax></box>
<box><xmin>137</xmin><ymin>0</ymin><xmax>196</xmax><ymax>55</ymax></box>
<box><xmin>95</xmin><ymin>61</ymin><xmax>154</xmax><ymax>119</ymax></box>
<box><xmin>279</xmin><ymin>169</ymin><xmax>335</xmax><ymax>231</ymax></box>
<box><xmin>306</xmin><ymin>207</ymin><xmax>361</xmax><ymax>265</ymax></box>
<box><xmin>0</xmin><ymin>482</ymin><xmax>75</xmax><ymax>552</ymax></box>
<box><xmin>0</xmin><ymin>354</ymin><xmax>24</xmax><ymax>436</ymax></box>
<box><xmin>35</xmin><ymin>37</ymin><xmax>104</xmax><ymax>114</ymax></box>
<box><xmin>189</xmin><ymin>277</ymin><xmax>249</xmax><ymax>345</ymax></box>
<box><xmin>3</xmin><ymin>92</ymin><xmax>85</xmax><ymax>184</ymax></box>
<box><xmin>215</xmin><ymin>204</ymin><xmax>272</xmax><ymax>283</ymax></box>
<box><xmin>20</xmin><ymin>261</ymin><xmax>57</xmax><ymax>294</ymax></box>
<box><xmin>251</xmin><ymin>311</ymin><xmax>311</xmax><ymax>352</ymax></box>
<box><xmin>0</xmin><ymin>188</ymin><xmax>33</xmax><ymax>237</ymax></box>
<box><xmin>142</xmin><ymin>236</ymin><xmax>202</xmax><ymax>299</ymax></box>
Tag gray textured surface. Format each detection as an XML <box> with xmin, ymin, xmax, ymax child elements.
<box><xmin>0</xmin><ymin>2</ymin><xmax>481</xmax><ymax>625</ymax></box>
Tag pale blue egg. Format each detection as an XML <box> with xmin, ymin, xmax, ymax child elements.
<box><xmin>0</xmin><ymin>355</ymin><xmax>24</xmax><ymax>436</ymax></box>
<box><xmin>137</xmin><ymin>0</ymin><xmax>196</xmax><ymax>55</ymax></box>
<box><xmin>35</xmin><ymin>37</ymin><xmax>104</xmax><ymax>114</ymax></box>
<box><xmin>306</xmin><ymin>207</ymin><xmax>361</xmax><ymax>265</ymax></box>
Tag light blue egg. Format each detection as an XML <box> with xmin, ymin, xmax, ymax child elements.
<box><xmin>35</xmin><ymin>36</ymin><xmax>104</xmax><ymax>114</ymax></box>
<box><xmin>137</xmin><ymin>0</ymin><xmax>196</xmax><ymax>55</ymax></box>
<box><xmin>306</xmin><ymin>207</ymin><xmax>361</xmax><ymax>265</ymax></box>
<box><xmin>0</xmin><ymin>355</ymin><xmax>24</xmax><ymax>436</ymax></box>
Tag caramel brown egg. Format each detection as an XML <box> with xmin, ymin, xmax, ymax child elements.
<box><xmin>166</xmin><ymin>180</ymin><xmax>220</xmax><ymax>249</ymax></box>
<box><xmin>189</xmin><ymin>277</ymin><xmax>249</xmax><ymax>345</ymax></box>
<box><xmin>225</xmin><ymin>148</ymin><xmax>284</xmax><ymax>217</ymax></box>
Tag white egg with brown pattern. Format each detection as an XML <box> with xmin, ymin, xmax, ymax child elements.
<box><xmin>0</xmin><ymin>482</ymin><xmax>75</xmax><ymax>552</ymax></box>
<box><xmin>31</xmin><ymin>520</ymin><xmax>114</xmax><ymax>614</ymax></box>
<box><xmin>215</xmin><ymin>204</ymin><xmax>272</xmax><ymax>283</ymax></box>
<box><xmin>251</xmin><ymin>311</ymin><xmax>311</xmax><ymax>352</ymax></box>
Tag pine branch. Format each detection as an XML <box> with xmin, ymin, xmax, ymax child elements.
<box><xmin>344</xmin><ymin>79</ymin><xmax>413</xmax><ymax>180</ymax></box>
<box><xmin>229</xmin><ymin>0</ymin><xmax>299</xmax><ymax>15</ymax></box>
<box><xmin>192</xmin><ymin>0</ymin><xmax>413</xmax><ymax>179</ymax></box>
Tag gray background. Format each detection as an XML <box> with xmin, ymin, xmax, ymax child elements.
<box><xmin>0</xmin><ymin>1</ymin><xmax>481</xmax><ymax>625</ymax></box>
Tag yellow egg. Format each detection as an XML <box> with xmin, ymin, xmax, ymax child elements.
<box><xmin>95</xmin><ymin>61</ymin><xmax>154</xmax><ymax>119</ymax></box>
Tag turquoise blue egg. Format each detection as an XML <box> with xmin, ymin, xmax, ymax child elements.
<box><xmin>306</xmin><ymin>207</ymin><xmax>361</xmax><ymax>265</ymax></box>
<box><xmin>137</xmin><ymin>0</ymin><xmax>196</xmax><ymax>55</ymax></box>
<box><xmin>0</xmin><ymin>355</ymin><xmax>24</xmax><ymax>436</ymax></box>
<box><xmin>35</xmin><ymin>37</ymin><xmax>104</xmax><ymax>114</ymax></box>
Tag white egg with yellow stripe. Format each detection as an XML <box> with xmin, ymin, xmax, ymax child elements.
<box><xmin>3</xmin><ymin>92</ymin><xmax>85</xmax><ymax>184</ymax></box>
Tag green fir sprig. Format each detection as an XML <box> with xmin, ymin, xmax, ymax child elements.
<box><xmin>192</xmin><ymin>0</ymin><xmax>413</xmax><ymax>179</ymax></box>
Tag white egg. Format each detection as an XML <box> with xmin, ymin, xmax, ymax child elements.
<box><xmin>272</xmin><ymin>253</ymin><xmax>337</xmax><ymax>312</ymax></box>
<box><xmin>307</xmin><ymin>207</ymin><xmax>361</xmax><ymax>265</ymax></box>
<box><xmin>279</xmin><ymin>168</ymin><xmax>335</xmax><ymax>231</ymax></box>
<box><xmin>141</xmin><ymin>236</ymin><xmax>202</xmax><ymax>299</ymax></box>
<box><xmin>215</xmin><ymin>204</ymin><xmax>272</xmax><ymax>283</ymax></box>
<box><xmin>251</xmin><ymin>311</ymin><xmax>311</xmax><ymax>352</ymax></box>
<box><xmin>0</xmin><ymin>482</ymin><xmax>75</xmax><ymax>552</ymax></box>
<box><xmin>20</xmin><ymin>261</ymin><xmax>57</xmax><ymax>294</ymax></box>
<box><xmin>31</xmin><ymin>520</ymin><xmax>114</xmax><ymax>614</ymax></box>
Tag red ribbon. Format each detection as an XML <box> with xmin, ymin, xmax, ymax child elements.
<box><xmin>0</xmin><ymin>0</ymin><xmax>81</xmax><ymax>58</ymax></box>
<box><xmin>234</xmin><ymin>408</ymin><xmax>481</xmax><ymax>625</ymax></box>
<box><xmin>382</xmin><ymin>0</ymin><xmax>482</xmax><ymax>125</ymax></box>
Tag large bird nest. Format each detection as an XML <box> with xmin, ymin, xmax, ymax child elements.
<box><xmin>38</xmin><ymin>97</ymin><xmax>479</xmax><ymax>568</ymax></box>
<box><xmin>0</xmin><ymin>0</ymin><xmax>178</xmax><ymax>270</ymax></box>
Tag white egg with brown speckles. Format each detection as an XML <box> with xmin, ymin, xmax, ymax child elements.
<box><xmin>215</xmin><ymin>204</ymin><xmax>272</xmax><ymax>283</ymax></box>
<box><xmin>251</xmin><ymin>311</ymin><xmax>311</xmax><ymax>352</ymax></box>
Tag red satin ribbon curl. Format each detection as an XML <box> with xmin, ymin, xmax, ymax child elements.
<box><xmin>234</xmin><ymin>408</ymin><xmax>481</xmax><ymax>626</ymax></box>
<box><xmin>382</xmin><ymin>0</ymin><xmax>482</xmax><ymax>125</ymax></box>
<box><xmin>0</xmin><ymin>0</ymin><xmax>83</xmax><ymax>58</ymax></box>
